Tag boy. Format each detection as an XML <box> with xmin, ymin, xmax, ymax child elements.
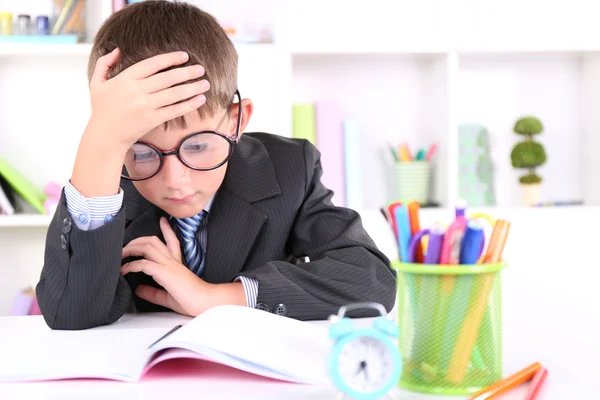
<box><xmin>36</xmin><ymin>0</ymin><xmax>396</xmax><ymax>330</ymax></box>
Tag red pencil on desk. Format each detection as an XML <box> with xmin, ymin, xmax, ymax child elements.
<box><xmin>523</xmin><ymin>367</ymin><xmax>548</xmax><ymax>400</ymax></box>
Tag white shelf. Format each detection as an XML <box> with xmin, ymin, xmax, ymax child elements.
<box><xmin>0</xmin><ymin>215</ymin><xmax>52</xmax><ymax>228</ymax></box>
<box><xmin>0</xmin><ymin>42</ymin><xmax>276</xmax><ymax>57</ymax></box>
<box><xmin>0</xmin><ymin>43</ymin><xmax>93</xmax><ymax>56</ymax></box>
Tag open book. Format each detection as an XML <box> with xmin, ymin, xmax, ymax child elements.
<box><xmin>0</xmin><ymin>305</ymin><xmax>333</xmax><ymax>385</ymax></box>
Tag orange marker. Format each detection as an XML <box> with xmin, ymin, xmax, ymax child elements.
<box><xmin>407</xmin><ymin>201</ymin><xmax>424</xmax><ymax>263</ymax></box>
<box><xmin>483</xmin><ymin>219</ymin><xmax>510</xmax><ymax>264</ymax></box>
<box><xmin>447</xmin><ymin>219</ymin><xmax>511</xmax><ymax>383</ymax></box>
<box><xmin>524</xmin><ymin>367</ymin><xmax>548</xmax><ymax>400</ymax></box>
<box><xmin>469</xmin><ymin>362</ymin><xmax>542</xmax><ymax>400</ymax></box>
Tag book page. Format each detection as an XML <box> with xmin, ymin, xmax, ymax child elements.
<box><xmin>152</xmin><ymin>305</ymin><xmax>334</xmax><ymax>386</ymax></box>
<box><xmin>0</xmin><ymin>327</ymin><xmax>167</xmax><ymax>382</ymax></box>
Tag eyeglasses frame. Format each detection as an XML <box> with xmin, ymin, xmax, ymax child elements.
<box><xmin>122</xmin><ymin>89</ymin><xmax>242</xmax><ymax>182</ymax></box>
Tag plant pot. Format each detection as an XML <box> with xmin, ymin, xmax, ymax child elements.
<box><xmin>520</xmin><ymin>183</ymin><xmax>541</xmax><ymax>206</ymax></box>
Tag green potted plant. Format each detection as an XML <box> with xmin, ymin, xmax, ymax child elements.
<box><xmin>510</xmin><ymin>116</ymin><xmax>547</xmax><ymax>205</ymax></box>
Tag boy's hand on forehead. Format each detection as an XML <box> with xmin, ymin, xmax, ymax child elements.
<box><xmin>88</xmin><ymin>48</ymin><xmax>210</xmax><ymax>149</ymax></box>
<box><xmin>120</xmin><ymin>217</ymin><xmax>209</xmax><ymax>316</ymax></box>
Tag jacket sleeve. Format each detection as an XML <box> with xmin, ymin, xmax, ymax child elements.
<box><xmin>239</xmin><ymin>141</ymin><xmax>397</xmax><ymax>320</ymax></box>
<box><xmin>35</xmin><ymin>188</ymin><xmax>133</xmax><ymax>330</ymax></box>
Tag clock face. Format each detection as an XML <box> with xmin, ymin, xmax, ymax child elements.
<box><xmin>335</xmin><ymin>334</ymin><xmax>397</xmax><ymax>394</ymax></box>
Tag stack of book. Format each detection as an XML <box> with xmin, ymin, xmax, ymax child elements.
<box><xmin>0</xmin><ymin>158</ymin><xmax>49</xmax><ymax>216</ymax></box>
<box><xmin>292</xmin><ymin>102</ymin><xmax>362</xmax><ymax>211</ymax></box>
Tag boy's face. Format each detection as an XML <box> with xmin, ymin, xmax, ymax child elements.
<box><xmin>131</xmin><ymin>99</ymin><xmax>253</xmax><ymax>219</ymax></box>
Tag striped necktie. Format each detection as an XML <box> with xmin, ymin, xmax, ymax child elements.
<box><xmin>173</xmin><ymin>211</ymin><xmax>206</xmax><ymax>276</ymax></box>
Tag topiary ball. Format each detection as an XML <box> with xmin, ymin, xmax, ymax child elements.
<box><xmin>513</xmin><ymin>116</ymin><xmax>544</xmax><ymax>135</ymax></box>
<box><xmin>511</xmin><ymin>141</ymin><xmax>547</xmax><ymax>168</ymax></box>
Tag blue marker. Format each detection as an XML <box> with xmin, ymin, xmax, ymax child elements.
<box><xmin>460</xmin><ymin>219</ymin><xmax>485</xmax><ymax>264</ymax></box>
<box><xmin>394</xmin><ymin>205</ymin><xmax>412</xmax><ymax>263</ymax></box>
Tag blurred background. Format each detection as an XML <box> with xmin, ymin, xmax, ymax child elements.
<box><xmin>0</xmin><ymin>1</ymin><xmax>599</xmax><ymax>394</ymax></box>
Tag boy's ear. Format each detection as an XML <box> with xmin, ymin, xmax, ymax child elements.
<box><xmin>230</xmin><ymin>98</ymin><xmax>253</xmax><ymax>138</ymax></box>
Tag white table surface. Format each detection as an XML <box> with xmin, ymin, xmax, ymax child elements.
<box><xmin>0</xmin><ymin>312</ymin><xmax>594</xmax><ymax>400</ymax></box>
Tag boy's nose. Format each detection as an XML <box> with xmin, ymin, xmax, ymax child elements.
<box><xmin>160</xmin><ymin>155</ymin><xmax>191</xmax><ymax>188</ymax></box>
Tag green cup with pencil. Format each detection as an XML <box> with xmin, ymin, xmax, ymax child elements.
<box><xmin>389</xmin><ymin>142</ymin><xmax>436</xmax><ymax>204</ymax></box>
<box><xmin>385</xmin><ymin>200</ymin><xmax>510</xmax><ymax>395</ymax></box>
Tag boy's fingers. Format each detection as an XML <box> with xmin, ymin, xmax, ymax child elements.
<box><xmin>125</xmin><ymin>235</ymin><xmax>170</xmax><ymax>258</ymax></box>
<box><xmin>143</xmin><ymin>64</ymin><xmax>205</xmax><ymax>94</ymax></box>
<box><xmin>150</xmin><ymin>80</ymin><xmax>210</xmax><ymax>109</ymax></box>
<box><xmin>154</xmin><ymin>94</ymin><xmax>206</xmax><ymax>123</ymax></box>
<box><xmin>160</xmin><ymin>217</ymin><xmax>182</xmax><ymax>261</ymax></box>
<box><xmin>120</xmin><ymin>259</ymin><xmax>158</xmax><ymax>276</ymax></box>
<box><xmin>122</xmin><ymin>242</ymin><xmax>167</xmax><ymax>263</ymax></box>
<box><xmin>90</xmin><ymin>47</ymin><xmax>120</xmax><ymax>86</ymax></box>
<box><xmin>123</xmin><ymin>51</ymin><xmax>190</xmax><ymax>80</ymax></box>
<box><xmin>135</xmin><ymin>285</ymin><xmax>186</xmax><ymax>315</ymax></box>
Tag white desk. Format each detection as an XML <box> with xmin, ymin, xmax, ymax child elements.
<box><xmin>0</xmin><ymin>312</ymin><xmax>593</xmax><ymax>400</ymax></box>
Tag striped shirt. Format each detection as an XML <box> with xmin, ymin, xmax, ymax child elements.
<box><xmin>64</xmin><ymin>181</ymin><xmax>258</xmax><ymax>308</ymax></box>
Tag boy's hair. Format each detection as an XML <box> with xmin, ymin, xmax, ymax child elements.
<box><xmin>88</xmin><ymin>0</ymin><xmax>238</xmax><ymax>128</ymax></box>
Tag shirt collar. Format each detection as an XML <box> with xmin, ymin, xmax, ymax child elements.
<box><xmin>168</xmin><ymin>195</ymin><xmax>214</xmax><ymax>222</ymax></box>
<box><xmin>203</xmin><ymin>195</ymin><xmax>214</xmax><ymax>214</ymax></box>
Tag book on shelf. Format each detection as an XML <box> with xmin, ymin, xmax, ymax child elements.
<box><xmin>292</xmin><ymin>102</ymin><xmax>363</xmax><ymax>210</ymax></box>
<box><xmin>0</xmin><ymin>158</ymin><xmax>48</xmax><ymax>215</ymax></box>
<box><xmin>0</xmin><ymin>305</ymin><xmax>332</xmax><ymax>385</ymax></box>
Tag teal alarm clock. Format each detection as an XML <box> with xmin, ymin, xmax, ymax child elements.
<box><xmin>328</xmin><ymin>302</ymin><xmax>402</xmax><ymax>400</ymax></box>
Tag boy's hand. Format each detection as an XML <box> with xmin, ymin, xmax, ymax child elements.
<box><xmin>120</xmin><ymin>217</ymin><xmax>207</xmax><ymax>316</ymax></box>
<box><xmin>88</xmin><ymin>48</ymin><xmax>210</xmax><ymax>149</ymax></box>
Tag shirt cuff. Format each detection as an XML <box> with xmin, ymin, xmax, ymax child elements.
<box><xmin>235</xmin><ymin>276</ymin><xmax>259</xmax><ymax>308</ymax></box>
<box><xmin>64</xmin><ymin>181</ymin><xmax>124</xmax><ymax>231</ymax></box>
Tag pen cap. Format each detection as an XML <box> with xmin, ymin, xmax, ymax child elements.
<box><xmin>455</xmin><ymin>199</ymin><xmax>467</xmax><ymax>218</ymax></box>
<box><xmin>460</xmin><ymin>219</ymin><xmax>485</xmax><ymax>265</ymax></box>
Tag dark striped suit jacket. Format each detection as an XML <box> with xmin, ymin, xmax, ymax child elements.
<box><xmin>36</xmin><ymin>132</ymin><xmax>396</xmax><ymax>330</ymax></box>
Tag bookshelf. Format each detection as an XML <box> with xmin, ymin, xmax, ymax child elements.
<box><xmin>1</xmin><ymin>0</ymin><xmax>600</xmax><ymax>315</ymax></box>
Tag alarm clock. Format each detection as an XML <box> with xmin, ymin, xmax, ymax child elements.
<box><xmin>327</xmin><ymin>302</ymin><xmax>402</xmax><ymax>400</ymax></box>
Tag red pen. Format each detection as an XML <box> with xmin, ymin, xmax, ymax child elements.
<box><xmin>524</xmin><ymin>367</ymin><xmax>548</xmax><ymax>400</ymax></box>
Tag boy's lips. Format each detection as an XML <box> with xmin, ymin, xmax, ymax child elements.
<box><xmin>166</xmin><ymin>193</ymin><xmax>197</xmax><ymax>204</ymax></box>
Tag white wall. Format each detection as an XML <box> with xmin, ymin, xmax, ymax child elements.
<box><xmin>457</xmin><ymin>53</ymin><xmax>585</xmax><ymax>206</ymax></box>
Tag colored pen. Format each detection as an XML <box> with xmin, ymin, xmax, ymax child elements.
<box><xmin>394</xmin><ymin>205</ymin><xmax>412</xmax><ymax>262</ymax></box>
<box><xmin>424</xmin><ymin>224</ymin><xmax>445</xmax><ymax>264</ymax></box>
<box><xmin>483</xmin><ymin>219</ymin><xmax>510</xmax><ymax>264</ymax></box>
<box><xmin>407</xmin><ymin>201</ymin><xmax>424</xmax><ymax>263</ymax></box>
<box><xmin>459</xmin><ymin>219</ymin><xmax>485</xmax><ymax>264</ymax></box>
<box><xmin>399</xmin><ymin>143</ymin><xmax>412</xmax><ymax>162</ymax></box>
<box><xmin>407</xmin><ymin>229</ymin><xmax>428</xmax><ymax>263</ymax></box>
<box><xmin>523</xmin><ymin>366</ymin><xmax>548</xmax><ymax>400</ymax></box>
<box><xmin>425</xmin><ymin>143</ymin><xmax>437</xmax><ymax>162</ymax></box>
<box><xmin>468</xmin><ymin>362</ymin><xmax>542</xmax><ymax>400</ymax></box>
<box><xmin>386</xmin><ymin>202</ymin><xmax>402</xmax><ymax>242</ymax></box>
<box><xmin>468</xmin><ymin>212</ymin><xmax>496</xmax><ymax>263</ymax></box>
<box><xmin>415</xmin><ymin>148</ymin><xmax>425</xmax><ymax>161</ymax></box>
<box><xmin>439</xmin><ymin>202</ymin><xmax>468</xmax><ymax>294</ymax></box>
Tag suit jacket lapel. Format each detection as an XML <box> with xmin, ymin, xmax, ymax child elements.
<box><xmin>203</xmin><ymin>134</ymin><xmax>281</xmax><ymax>283</ymax></box>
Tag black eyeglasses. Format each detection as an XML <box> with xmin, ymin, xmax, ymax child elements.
<box><xmin>122</xmin><ymin>90</ymin><xmax>242</xmax><ymax>181</ymax></box>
